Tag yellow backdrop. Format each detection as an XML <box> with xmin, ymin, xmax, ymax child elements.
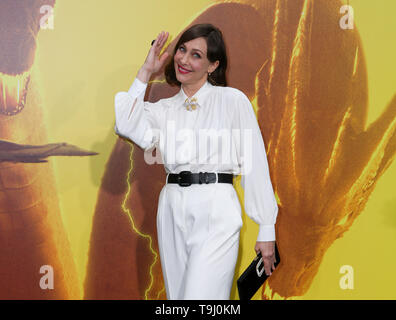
<box><xmin>9</xmin><ymin>0</ymin><xmax>395</xmax><ymax>299</ymax></box>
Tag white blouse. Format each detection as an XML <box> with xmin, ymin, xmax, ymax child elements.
<box><xmin>114</xmin><ymin>77</ymin><xmax>278</xmax><ymax>242</ymax></box>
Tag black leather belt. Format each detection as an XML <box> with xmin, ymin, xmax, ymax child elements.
<box><xmin>167</xmin><ymin>171</ymin><xmax>233</xmax><ymax>187</ymax></box>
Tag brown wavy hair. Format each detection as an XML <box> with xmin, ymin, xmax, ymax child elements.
<box><xmin>165</xmin><ymin>23</ymin><xmax>228</xmax><ymax>87</ymax></box>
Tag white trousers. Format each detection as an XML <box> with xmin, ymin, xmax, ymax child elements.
<box><xmin>156</xmin><ymin>180</ymin><xmax>243</xmax><ymax>300</ymax></box>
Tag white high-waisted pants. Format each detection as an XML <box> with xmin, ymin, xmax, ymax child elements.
<box><xmin>156</xmin><ymin>180</ymin><xmax>243</xmax><ymax>300</ymax></box>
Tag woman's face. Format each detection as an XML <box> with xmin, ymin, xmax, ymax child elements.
<box><xmin>173</xmin><ymin>37</ymin><xmax>219</xmax><ymax>86</ymax></box>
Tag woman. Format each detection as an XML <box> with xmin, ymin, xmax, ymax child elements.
<box><xmin>114</xmin><ymin>24</ymin><xmax>278</xmax><ymax>300</ymax></box>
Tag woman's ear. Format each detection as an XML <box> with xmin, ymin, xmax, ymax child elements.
<box><xmin>209</xmin><ymin>60</ymin><xmax>220</xmax><ymax>73</ymax></box>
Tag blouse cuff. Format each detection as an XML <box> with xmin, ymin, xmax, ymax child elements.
<box><xmin>128</xmin><ymin>77</ymin><xmax>148</xmax><ymax>97</ymax></box>
<box><xmin>257</xmin><ymin>224</ymin><xmax>276</xmax><ymax>242</ymax></box>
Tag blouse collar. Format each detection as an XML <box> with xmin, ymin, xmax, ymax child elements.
<box><xmin>175</xmin><ymin>80</ymin><xmax>213</xmax><ymax>109</ymax></box>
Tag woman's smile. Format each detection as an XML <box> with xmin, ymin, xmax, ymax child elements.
<box><xmin>177</xmin><ymin>64</ymin><xmax>192</xmax><ymax>74</ymax></box>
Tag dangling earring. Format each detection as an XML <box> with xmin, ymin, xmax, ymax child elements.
<box><xmin>208</xmin><ymin>71</ymin><xmax>216</xmax><ymax>85</ymax></box>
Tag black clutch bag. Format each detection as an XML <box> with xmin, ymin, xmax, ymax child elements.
<box><xmin>237</xmin><ymin>243</ymin><xmax>280</xmax><ymax>300</ymax></box>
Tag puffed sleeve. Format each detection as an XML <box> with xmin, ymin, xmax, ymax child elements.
<box><xmin>114</xmin><ymin>77</ymin><xmax>163</xmax><ymax>152</ymax></box>
<box><xmin>231</xmin><ymin>90</ymin><xmax>278</xmax><ymax>242</ymax></box>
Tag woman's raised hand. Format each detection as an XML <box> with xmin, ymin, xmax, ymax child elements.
<box><xmin>137</xmin><ymin>31</ymin><xmax>170</xmax><ymax>83</ymax></box>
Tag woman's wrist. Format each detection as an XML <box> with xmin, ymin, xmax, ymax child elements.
<box><xmin>136</xmin><ymin>67</ymin><xmax>152</xmax><ymax>84</ymax></box>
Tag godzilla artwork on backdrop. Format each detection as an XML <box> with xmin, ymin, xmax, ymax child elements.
<box><xmin>1</xmin><ymin>0</ymin><xmax>395</xmax><ymax>300</ymax></box>
<box><xmin>85</xmin><ymin>0</ymin><xmax>396</xmax><ymax>300</ymax></box>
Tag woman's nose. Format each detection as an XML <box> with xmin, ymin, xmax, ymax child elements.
<box><xmin>180</xmin><ymin>52</ymin><xmax>189</xmax><ymax>65</ymax></box>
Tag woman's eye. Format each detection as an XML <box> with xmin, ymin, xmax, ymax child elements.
<box><xmin>178</xmin><ymin>46</ymin><xmax>200</xmax><ymax>58</ymax></box>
